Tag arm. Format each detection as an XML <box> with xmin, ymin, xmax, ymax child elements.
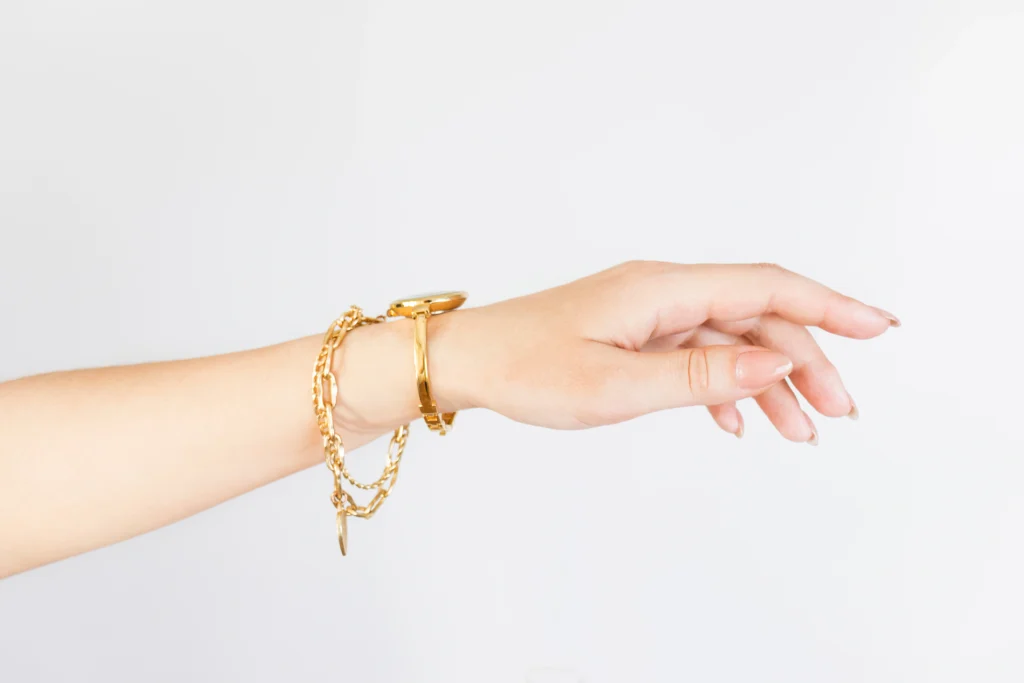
<box><xmin>0</xmin><ymin>321</ymin><xmax>427</xmax><ymax>577</ymax></box>
<box><xmin>0</xmin><ymin>262</ymin><xmax>899</xmax><ymax>577</ymax></box>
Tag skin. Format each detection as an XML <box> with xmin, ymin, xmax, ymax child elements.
<box><xmin>0</xmin><ymin>261</ymin><xmax>899</xmax><ymax>577</ymax></box>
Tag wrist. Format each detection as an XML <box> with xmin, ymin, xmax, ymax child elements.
<box><xmin>426</xmin><ymin>308</ymin><xmax>482</xmax><ymax>415</ymax></box>
<box><xmin>331</xmin><ymin>310</ymin><xmax>479</xmax><ymax>444</ymax></box>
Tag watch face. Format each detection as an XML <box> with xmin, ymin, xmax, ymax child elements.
<box><xmin>388</xmin><ymin>291</ymin><xmax>467</xmax><ymax>317</ymax></box>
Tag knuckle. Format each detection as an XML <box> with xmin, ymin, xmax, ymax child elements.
<box><xmin>610</xmin><ymin>260</ymin><xmax>677</xmax><ymax>293</ymax></box>
<box><xmin>616</xmin><ymin>259</ymin><xmax>673</xmax><ymax>276</ymax></box>
<box><xmin>744</xmin><ymin>320</ymin><xmax>765</xmax><ymax>345</ymax></box>
<box><xmin>752</xmin><ymin>261</ymin><xmax>790</xmax><ymax>276</ymax></box>
<box><xmin>684</xmin><ymin>349</ymin><xmax>711</xmax><ymax>397</ymax></box>
<box><xmin>616</xmin><ymin>259</ymin><xmax>653</xmax><ymax>275</ymax></box>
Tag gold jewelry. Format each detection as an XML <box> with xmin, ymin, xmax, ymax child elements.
<box><xmin>312</xmin><ymin>306</ymin><xmax>409</xmax><ymax>556</ymax></box>
<box><xmin>387</xmin><ymin>291</ymin><xmax>468</xmax><ymax>435</ymax></box>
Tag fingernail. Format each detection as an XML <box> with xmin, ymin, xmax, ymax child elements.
<box><xmin>874</xmin><ymin>307</ymin><xmax>901</xmax><ymax>328</ymax></box>
<box><xmin>805</xmin><ymin>413</ymin><xmax>819</xmax><ymax>446</ymax></box>
<box><xmin>735</xmin><ymin>413</ymin><xmax>745</xmax><ymax>439</ymax></box>
<box><xmin>735</xmin><ymin>351</ymin><xmax>793</xmax><ymax>390</ymax></box>
<box><xmin>847</xmin><ymin>394</ymin><xmax>859</xmax><ymax>420</ymax></box>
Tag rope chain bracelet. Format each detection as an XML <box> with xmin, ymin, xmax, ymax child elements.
<box><xmin>311</xmin><ymin>306</ymin><xmax>409</xmax><ymax>556</ymax></box>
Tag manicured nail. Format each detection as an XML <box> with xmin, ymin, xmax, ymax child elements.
<box><xmin>847</xmin><ymin>394</ymin><xmax>859</xmax><ymax>420</ymax></box>
<box><xmin>874</xmin><ymin>307</ymin><xmax>901</xmax><ymax>328</ymax></box>
<box><xmin>735</xmin><ymin>413</ymin><xmax>745</xmax><ymax>439</ymax></box>
<box><xmin>735</xmin><ymin>351</ymin><xmax>793</xmax><ymax>390</ymax></box>
<box><xmin>805</xmin><ymin>413</ymin><xmax>819</xmax><ymax>446</ymax></box>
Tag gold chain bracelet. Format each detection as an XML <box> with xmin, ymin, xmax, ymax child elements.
<box><xmin>311</xmin><ymin>306</ymin><xmax>409</xmax><ymax>556</ymax></box>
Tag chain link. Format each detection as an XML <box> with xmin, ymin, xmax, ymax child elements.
<box><xmin>312</xmin><ymin>307</ymin><xmax>408</xmax><ymax>553</ymax></box>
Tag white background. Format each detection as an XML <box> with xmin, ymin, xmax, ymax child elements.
<box><xmin>2</xmin><ymin>1</ymin><xmax>1023</xmax><ymax>681</ymax></box>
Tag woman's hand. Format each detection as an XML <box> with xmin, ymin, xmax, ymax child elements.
<box><xmin>417</xmin><ymin>261</ymin><xmax>899</xmax><ymax>442</ymax></box>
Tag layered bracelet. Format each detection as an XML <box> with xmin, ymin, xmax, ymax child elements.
<box><xmin>311</xmin><ymin>292</ymin><xmax>467</xmax><ymax>556</ymax></box>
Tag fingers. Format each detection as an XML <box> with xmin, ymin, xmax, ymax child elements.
<box><xmin>752</xmin><ymin>380</ymin><xmax>818</xmax><ymax>444</ymax></box>
<box><xmin>625</xmin><ymin>261</ymin><xmax>899</xmax><ymax>340</ymax></box>
<box><xmin>708</xmin><ymin>314</ymin><xmax>856</xmax><ymax>418</ymax></box>
<box><xmin>707</xmin><ymin>402</ymin><xmax>744</xmax><ymax>438</ymax></box>
<box><xmin>622</xmin><ymin>344</ymin><xmax>793</xmax><ymax>411</ymax></box>
<box><xmin>685</xmin><ymin>327</ymin><xmax>750</xmax><ymax>438</ymax></box>
<box><xmin>689</xmin><ymin>323</ymin><xmax>829</xmax><ymax>442</ymax></box>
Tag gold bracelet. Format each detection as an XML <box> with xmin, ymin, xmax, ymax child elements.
<box><xmin>387</xmin><ymin>291</ymin><xmax>468</xmax><ymax>435</ymax></box>
<box><xmin>311</xmin><ymin>306</ymin><xmax>409</xmax><ymax>556</ymax></box>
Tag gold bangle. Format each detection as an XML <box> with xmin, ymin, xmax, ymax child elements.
<box><xmin>312</xmin><ymin>306</ymin><xmax>409</xmax><ymax>557</ymax></box>
<box><xmin>387</xmin><ymin>291</ymin><xmax>468</xmax><ymax>435</ymax></box>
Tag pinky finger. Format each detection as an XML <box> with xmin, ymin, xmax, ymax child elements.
<box><xmin>708</xmin><ymin>402</ymin><xmax>745</xmax><ymax>438</ymax></box>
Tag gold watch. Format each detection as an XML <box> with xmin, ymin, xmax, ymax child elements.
<box><xmin>387</xmin><ymin>291</ymin><xmax>468</xmax><ymax>435</ymax></box>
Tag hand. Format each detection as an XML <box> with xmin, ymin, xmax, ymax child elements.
<box><xmin>432</xmin><ymin>261</ymin><xmax>899</xmax><ymax>442</ymax></box>
<box><xmin>336</xmin><ymin>261</ymin><xmax>899</xmax><ymax>446</ymax></box>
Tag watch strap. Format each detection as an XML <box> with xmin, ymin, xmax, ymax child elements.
<box><xmin>413</xmin><ymin>311</ymin><xmax>455</xmax><ymax>435</ymax></box>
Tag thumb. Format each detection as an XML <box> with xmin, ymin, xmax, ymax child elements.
<box><xmin>630</xmin><ymin>345</ymin><xmax>793</xmax><ymax>410</ymax></box>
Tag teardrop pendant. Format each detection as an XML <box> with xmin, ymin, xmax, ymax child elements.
<box><xmin>336</xmin><ymin>510</ymin><xmax>349</xmax><ymax>556</ymax></box>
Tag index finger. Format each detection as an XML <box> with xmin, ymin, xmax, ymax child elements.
<box><xmin>640</xmin><ymin>262</ymin><xmax>899</xmax><ymax>339</ymax></box>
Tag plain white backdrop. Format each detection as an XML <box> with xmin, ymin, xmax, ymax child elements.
<box><xmin>1</xmin><ymin>1</ymin><xmax>1023</xmax><ymax>681</ymax></box>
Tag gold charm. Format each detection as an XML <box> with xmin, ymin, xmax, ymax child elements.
<box><xmin>336</xmin><ymin>510</ymin><xmax>349</xmax><ymax>556</ymax></box>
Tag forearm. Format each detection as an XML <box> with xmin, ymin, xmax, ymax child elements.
<box><xmin>0</xmin><ymin>316</ymin><xmax>464</xmax><ymax>577</ymax></box>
